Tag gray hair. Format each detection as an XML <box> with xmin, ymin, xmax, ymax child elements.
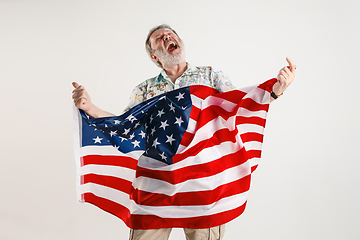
<box><xmin>145</xmin><ymin>24</ymin><xmax>180</xmax><ymax>68</ymax></box>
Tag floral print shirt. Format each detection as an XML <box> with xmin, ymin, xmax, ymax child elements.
<box><xmin>124</xmin><ymin>63</ymin><xmax>236</xmax><ymax>111</ymax></box>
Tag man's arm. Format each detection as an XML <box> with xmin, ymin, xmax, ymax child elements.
<box><xmin>72</xmin><ymin>82</ymin><xmax>115</xmax><ymax>118</ymax></box>
<box><xmin>271</xmin><ymin>57</ymin><xmax>296</xmax><ymax>102</ymax></box>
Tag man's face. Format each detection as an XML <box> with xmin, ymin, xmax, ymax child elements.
<box><xmin>149</xmin><ymin>28</ymin><xmax>185</xmax><ymax>68</ymax></box>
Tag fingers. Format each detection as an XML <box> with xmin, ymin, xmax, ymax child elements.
<box><xmin>72</xmin><ymin>82</ymin><xmax>79</xmax><ymax>88</ymax></box>
<box><xmin>286</xmin><ymin>57</ymin><xmax>296</xmax><ymax>73</ymax></box>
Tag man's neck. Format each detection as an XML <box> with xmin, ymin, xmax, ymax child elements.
<box><xmin>163</xmin><ymin>62</ymin><xmax>188</xmax><ymax>83</ymax></box>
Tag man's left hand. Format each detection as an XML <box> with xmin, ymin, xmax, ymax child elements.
<box><xmin>272</xmin><ymin>57</ymin><xmax>296</xmax><ymax>98</ymax></box>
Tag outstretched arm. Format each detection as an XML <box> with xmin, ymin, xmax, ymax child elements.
<box><xmin>72</xmin><ymin>82</ymin><xmax>115</xmax><ymax>118</ymax></box>
<box><xmin>271</xmin><ymin>57</ymin><xmax>296</xmax><ymax>102</ymax></box>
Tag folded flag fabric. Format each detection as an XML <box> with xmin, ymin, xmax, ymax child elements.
<box><xmin>73</xmin><ymin>78</ymin><xmax>276</xmax><ymax>229</ymax></box>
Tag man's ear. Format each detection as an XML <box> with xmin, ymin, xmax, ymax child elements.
<box><xmin>151</xmin><ymin>53</ymin><xmax>159</xmax><ymax>62</ymax></box>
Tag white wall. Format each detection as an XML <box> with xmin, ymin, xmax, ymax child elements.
<box><xmin>1</xmin><ymin>0</ymin><xmax>359</xmax><ymax>239</ymax></box>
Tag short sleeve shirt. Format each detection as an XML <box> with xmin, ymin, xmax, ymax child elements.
<box><xmin>124</xmin><ymin>63</ymin><xmax>236</xmax><ymax>111</ymax></box>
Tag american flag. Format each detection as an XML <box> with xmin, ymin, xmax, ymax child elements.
<box><xmin>73</xmin><ymin>79</ymin><xmax>276</xmax><ymax>229</ymax></box>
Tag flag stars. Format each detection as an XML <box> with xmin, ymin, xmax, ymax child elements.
<box><xmin>151</xmin><ymin>127</ymin><xmax>156</xmax><ymax>136</ymax></box>
<box><xmin>165</xmin><ymin>134</ymin><xmax>176</xmax><ymax>145</ymax></box>
<box><xmin>175</xmin><ymin>92</ymin><xmax>185</xmax><ymax>101</ymax></box>
<box><xmin>123</xmin><ymin>128</ymin><xmax>130</xmax><ymax>135</ymax></box>
<box><xmin>159</xmin><ymin>152</ymin><xmax>167</xmax><ymax>161</ymax></box>
<box><xmin>159</xmin><ymin>120</ymin><xmax>169</xmax><ymax>130</ymax></box>
<box><xmin>110</xmin><ymin>130</ymin><xmax>118</xmax><ymax>137</ymax></box>
<box><xmin>169</xmin><ymin>103</ymin><xmax>176</xmax><ymax>112</ymax></box>
<box><xmin>139</xmin><ymin>130</ymin><xmax>146</xmax><ymax>138</ymax></box>
<box><xmin>129</xmin><ymin>133</ymin><xmax>135</xmax><ymax>140</ymax></box>
<box><xmin>156</xmin><ymin>109</ymin><xmax>165</xmax><ymax>118</ymax></box>
<box><xmin>114</xmin><ymin>120</ymin><xmax>121</xmax><ymax>125</ymax></box>
<box><xmin>174</xmin><ymin>116</ymin><xmax>184</xmax><ymax>126</ymax></box>
<box><xmin>131</xmin><ymin>140</ymin><xmax>141</xmax><ymax>148</ymax></box>
<box><xmin>152</xmin><ymin>138</ymin><xmax>161</xmax><ymax>148</ymax></box>
<box><xmin>134</xmin><ymin>122</ymin><xmax>141</xmax><ymax>128</ymax></box>
<box><xmin>93</xmin><ymin>136</ymin><xmax>103</xmax><ymax>144</ymax></box>
<box><xmin>126</xmin><ymin>115</ymin><xmax>137</xmax><ymax>123</ymax></box>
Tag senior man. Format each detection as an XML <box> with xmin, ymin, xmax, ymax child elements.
<box><xmin>72</xmin><ymin>24</ymin><xmax>296</xmax><ymax>240</ymax></box>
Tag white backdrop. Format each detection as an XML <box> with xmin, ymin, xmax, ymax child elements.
<box><xmin>1</xmin><ymin>0</ymin><xmax>359</xmax><ymax>239</ymax></box>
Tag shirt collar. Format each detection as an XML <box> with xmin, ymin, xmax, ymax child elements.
<box><xmin>158</xmin><ymin>63</ymin><xmax>198</xmax><ymax>83</ymax></box>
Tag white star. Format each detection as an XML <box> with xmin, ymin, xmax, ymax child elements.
<box><xmin>105</xmin><ymin>124</ymin><xmax>108</xmax><ymax>128</ymax></box>
<box><xmin>129</xmin><ymin>133</ymin><xmax>135</xmax><ymax>140</ymax></box>
<box><xmin>159</xmin><ymin>152</ymin><xmax>167</xmax><ymax>161</ymax></box>
<box><xmin>126</xmin><ymin>114</ymin><xmax>137</xmax><ymax>123</ymax></box>
<box><xmin>123</xmin><ymin>128</ymin><xmax>130</xmax><ymax>135</ymax></box>
<box><xmin>119</xmin><ymin>136</ymin><xmax>128</xmax><ymax>142</ymax></box>
<box><xmin>152</xmin><ymin>138</ymin><xmax>161</xmax><ymax>148</ymax></box>
<box><xmin>165</xmin><ymin>134</ymin><xmax>176</xmax><ymax>145</ymax></box>
<box><xmin>114</xmin><ymin>120</ymin><xmax>121</xmax><ymax>125</ymax></box>
<box><xmin>174</xmin><ymin>116</ymin><xmax>184</xmax><ymax>126</ymax></box>
<box><xmin>151</xmin><ymin>127</ymin><xmax>156</xmax><ymax>136</ymax></box>
<box><xmin>110</xmin><ymin>130</ymin><xmax>118</xmax><ymax>137</ymax></box>
<box><xmin>159</xmin><ymin>96</ymin><xmax>166</xmax><ymax>101</ymax></box>
<box><xmin>156</xmin><ymin>109</ymin><xmax>165</xmax><ymax>118</ymax></box>
<box><xmin>168</xmin><ymin>103</ymin><xmax>176</xmax><ymax>112</ymax></box>
<box><xmin>93</xmin><ymin>136</ymin><xmax>103</xmax><ymax>144</ymax></box>
<box><xmin>175</xmin><ymin>92</ymin><xmax>185</xmax><ymax>101</ymax></box>
<box><xmin>134</xmin><ymin>122</ymin><xmax>141</xmax><ymax>128</ymax></box>
<box><xmin>181</xmin><ymin>106</ymin><xmax>187</xmax><ymax>110</ymax></box>
<box><xmin>139</xmin><ymin>130</ymin><xmax>146</xmax><ymax>138</ymax></box>
<box><xmin>149</xmin><ymin>115</ymin><xmax>154</xmax><ymax>123</ymax></box>
<box><xmin>132</xmin><ymin>140</ymin><xmax>141</xmax><ymax>148</ymax></box>
<box><xmin>144</xmin><ymin>123</ymin><xmax>148</xmax><ymax>129</ymax></box>
<box><xmin>159</xmin><ymin>120</ymin><xmax>169</xmax><ymax>130</ymax></box>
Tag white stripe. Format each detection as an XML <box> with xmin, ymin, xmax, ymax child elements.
<box><xmin>237</xmin><ymin>108</ymin><xmax>267</xmax><ymax>118</ymax></box>
<box><xmin>237</xmin><ymin>124</ymin><xmax>264</xmax><ymax>135</ymax></box>
<box><xmin>190</xmin><ymin>94</ymin><xmax>203</xmax><ymax>109</ymax></box>
<box><xmin>80</xmin><ymin>164</ymin><xmax>136</xmax><ymax>182</ymax></box>
<box><xmin>80</xmin><ymin>145</ymin><xmax>143</xmax><ymax>159</ymax></box>
<box><xmin>201</xmin><ymin>95</ymin><xmax>237</xmax><ymax>112</ymax></box>
<box><xmin>80</xmin><ymin>183</ymin><xmax>131</xmax><ymax>206</ymax></box>
<box><xmin>243</xmin><ymin>87</ymin><xmax>270</xmax><ymax>104</ymax></box>
<box><xmin>80</xmin><ymin>182</ymin><xmax>249</xmax><ymax>218</ymax></box>
<box><xmin>186</xmin><ymin>118</ymin><xmax>197</xmax><ymax>134</ymax></box>
<box><xmin>148</xmin><ymin>140</ymin><xmax>242</xmax><ymax>171</ymax></box>
<box><xmin>249</xmin><ymin>157</ymin><xmax>260</xmax><ymax>168</ymax></box>
<box><xmin>131</xmin><ymin>190</ymin><xmax>249</xmax><ymax>218</ymax></box>
<box><xmin>133</xmin><ymin>160</ymin><xmax>251</xmax><ymax>195</ymax></box>
<box><xmin>243</xmin><ymin>141</ymin><xmax>263</xmax><ymax>151</ymax></box>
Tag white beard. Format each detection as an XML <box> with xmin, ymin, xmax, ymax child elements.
<box><xmin>153</xmin><ymin>45</ymin><xmax>186</xmax><ymax>69</ymax></box>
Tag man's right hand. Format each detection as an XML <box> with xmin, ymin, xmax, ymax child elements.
<box><xmin>72</xmin><ymin>82</ymin><xmax>115</xmax><ymax>118</ymax></box>
<box><xmin>72</xmin><ymin>82</ymin><xmax>93</xmax><ymax>112</ymax></box>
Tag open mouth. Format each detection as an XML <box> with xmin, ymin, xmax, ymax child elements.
<box><xmin>166</xmin><ymin>41</ymin><xmax>178</xmax><ymax>52</ymax></box>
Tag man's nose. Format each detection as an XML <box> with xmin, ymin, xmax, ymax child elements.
<box><xmin>163</xmin><ymin>34</ymin><xmax>170</xmax><ymax>41</ymax></box>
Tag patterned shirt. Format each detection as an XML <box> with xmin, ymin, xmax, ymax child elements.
<box><xmin>124</xmin><ymin>63</ymin><xmax>236</xmax><ymax>111</ymax></box>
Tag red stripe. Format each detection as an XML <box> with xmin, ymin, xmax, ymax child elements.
<box><xmin>189</xmin><ymin>85</ymin><xmax>219</xmax><ymax>100</ymax></box>
<box><xmin>189</xmin><ymin>104</ymin><xmax>200</xmax><ymax>121</ymax></box>
<box><xmin>236</xmin><ymin>116</ymin><xmax>266</xmax><ymax>127</ymax></box>
<box><xmin>82</xmin><ymin>155</ymin><xmax>137</xmax><ymax>170</ymax></box>
<box><xmin>83</xmin><ymin>174</ymin><xmax>133</xmax><ymax>194</ymax></box>
<box><xmin>130</xmin><ymin>174</ymin><xmax>250</xmax><ymax>206</ymax></box>
<box><xmin>174</xmin><ymin>128</ymin><xmax>239</xmax><ymax>162</ymax></box>
<box><xmin>84</xmin><ymin>192</ymin><xmax>247</xmax><ymax>229</ymax></box>
<box><xmin>240</xmin><ymin>132</ymin><xmax>264</xmax><ymax>143</ymax></box>
<box><xmin>179</xmin><ymin>131</ymin><xmax>195</xmax><ymax>148</ymax></box>
<box><xmin>137</xmin><ymin>146</ymin><xmax>248</xmax><ymax>184</ymax></box>
<box><xmin>83</xmin><ymin>193</ymin><xmax>132</xmax><ymax>226</ymax></box>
